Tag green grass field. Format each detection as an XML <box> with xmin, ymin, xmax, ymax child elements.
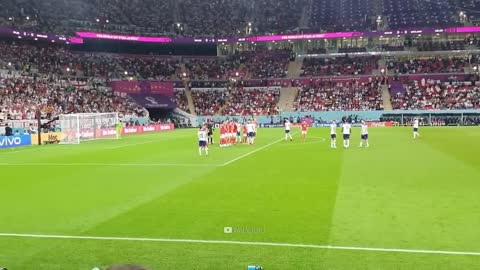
<box><xmin>1</xmin><ymin>127</ymin><xmax>480</xmax><ymax>270</ymax></box>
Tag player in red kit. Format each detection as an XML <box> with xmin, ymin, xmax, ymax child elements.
<box><xmin>230</xmin><ymin>121</ymin><xmax>235</xmax><ymax>145</ymax></box>
<box><xmin>301</xmin><ymin>121</ymin><xmax>309</xmax><ymax>141</ymax></box>
<box><xmin>219</xmin><ymin>122</ymin><xmax>226</xmax><ymax>147</ymax></box>
<box><xmin>233</xmin><ymin>121</ymin><xmax>239</xmax><ymax>144</ymax></box>
<box><xmin>242</xmin><ymin>123</ymin><xmax>248</xmax><ymax>144</ymax></box>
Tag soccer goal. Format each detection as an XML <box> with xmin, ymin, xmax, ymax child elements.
<box><xmin>59</xmin><ymin>112</ymin><xmax>119</xmax><ymax>144</ymax></box>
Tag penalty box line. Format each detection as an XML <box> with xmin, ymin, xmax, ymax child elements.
<box><xmin>0</xmin><ymin>233</ymin><xmax>479</xmax><ymax>256</ymax></box>
<box><xmin>222</xmin><ymin>136</ymin><xmax>288</xmax><ymax>167</ymax></box>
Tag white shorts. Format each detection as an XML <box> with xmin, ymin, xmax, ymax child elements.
<box><xmin>302</xmin><ymin>131</ymin><xmax>307</xmax><ymax>135</ymax></box>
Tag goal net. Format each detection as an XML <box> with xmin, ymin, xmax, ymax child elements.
<box><xmin>59</xmin><ymin>112</ymin><xmax>119</xmax><ymax>144</ymax></box>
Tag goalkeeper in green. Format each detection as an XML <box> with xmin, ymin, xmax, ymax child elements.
<box><xmin>116</xmin><ymin>121</ymin><xmax>123</xmax><ymax>138</ymax></box>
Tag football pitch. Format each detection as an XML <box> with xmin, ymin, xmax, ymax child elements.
<box><xmin>1</xmin><ymin>127</ymin><xmax>480</xmax><ymax>270</ymax></box>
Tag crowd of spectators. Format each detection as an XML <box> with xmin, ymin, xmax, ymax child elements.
<box><xmin>253</xmin><ymin>0</ymin><xmax>306</xmax><ymax>34</ymax></box>
<box><xmin>309</xmin><ymin>0</ymin><xmax>373</xmax><ymax>32</ymax></box>
<box><xmin>173</xmin><ymin>89</ymin><xmax>190</xmax><ymax>113</ymax></box>
<box><xmin>223</xmin><ymin>87</ymin><xmax>280</xmax><ymax>116</ymax></box>
<box><xmin>0</xmin><ymin>42</ymin><xmax>181</xmax><ymax>80</ymax></box>
<box><xmin>178</xmin><ymin>0</ymin><xmax>250</xmax><ymax>37</ymax></box>
<box><xmin>183</xmin><ymin>56</ymin><xmax>243</xmax><ymax>80</ymax></box>
<box><xmin>190</xmin><ymin>89</ymin><xmax>228</xmax><ymax>115</ymax></box>
<box><xmin>0</xmin><ymin>42</ymin><xmax>295</xmax><ymax>80</ymax></box>
<box><xmin>0</xmin><ymin>0</ymin><xmax>305</xmax><ymax>37</ymax></box>
<box><xmin>0</xmin><ymin>75</ymin><xmax>144</xmax><ymax>122</ymax></box>
<box><xmin>387</xmin><ymin>57</ymin><xmax>468</xmax><ymax>74</ymax></box>
<box><xmin>301</xmin><ymin>56</ymin><xmax>380</xmax><ymax>77</ymax></box>
<box><xmin>294</xmin><ymin>79</ymin><xmax>383</xmax><ymax>111</ymax></box>
<box><xmin>182</xmin><ymin>50</ymin><xmax>291</xmax><ymax>80</ymax></box>
<box><xmin>383</xmin><ymin>0</ymin><xmax>457</xmax><ymax>29</ymax></box>
<box><xmin>6</xmin><ymin>0</ymin><xmax>480</xmax><ymax>37</ymax></box>
<box><xmin>390</xmin><ymin>79</ymin><xmax>480</xmax><ymax>110</ymax></box>
<box><xmin>241</xmin><ymin>50</ymin><xmax>291</xmax><ymax>79</ymax></box>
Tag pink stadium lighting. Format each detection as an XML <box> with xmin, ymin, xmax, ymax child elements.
<box><xmin>76</xmin><ymin>32</ymin><xmax>172</xmax><ymax>43</ymax></box>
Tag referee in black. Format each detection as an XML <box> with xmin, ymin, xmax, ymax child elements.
<box><xmin>207</xmin><ymin>122</ymin><xmax>214</xmax><ymax>145</ymax></box>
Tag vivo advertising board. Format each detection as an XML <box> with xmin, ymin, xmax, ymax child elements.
<box><xmin>0</xmin><ymin>135</ymin><xmax>32</xmax><ymax>149</ymax></box>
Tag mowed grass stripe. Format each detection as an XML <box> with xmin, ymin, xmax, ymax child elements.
<box><xmin>328</xmin><ymin>127</ymin><xmax>480</xmax><ymax>252</ymax></box>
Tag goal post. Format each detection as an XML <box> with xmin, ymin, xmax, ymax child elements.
<box><xmin>59</xmin><ymin>112</ymin><xmax>119</xmax><ymax>144</ymax></box>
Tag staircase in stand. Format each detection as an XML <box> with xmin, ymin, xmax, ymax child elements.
<box><xmin>278</xmin><ymin>87</ymin><xmax>299</xmax><ymax>112</ymax></box>
<box><xmin>183</xmin><ymin>81</ymin><xmax>196</xmax><ymax>115</ymax></box>
<box><xmin>287</xmin><ymin>57</ymin><xmax>304</xmax><ymax>78</ymax></box>
<box><xmin>381</xmin><ymin>84</ymin><xmax>393</xmax><ymax>111</ymax></box>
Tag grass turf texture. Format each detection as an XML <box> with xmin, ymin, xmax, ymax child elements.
<box><xmin>0</xmin><ymin>127</ymin><xmax>479</xmax><ymax>270</ymax></box>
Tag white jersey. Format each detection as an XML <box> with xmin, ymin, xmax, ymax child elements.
<box><xmin>285</xmin><ymin>121</ymin><xmax>291</xmax><ymax>131</ymax></box>
<box><xmin>198</xmin><ymin>130</ymin><xmax>207</xmax><ymax>141</ymax></box>
<box><xmin>361</xmin><ymin>124</ymin><xmax>368</xmax><ymax>135</ymax></box>
<box><xmin>413</xmin><ymin>119</ymin><xmax>419</xmax><ymax>128</ymax></box>
<box><xmin>330</xmin><ymin>123</ymin><xmax>336</xmax><ymax>134</ymax></box>
<box><xmin>342</xmin><ymin>123</ymin><xmax>351</xmax><ymax>135</ymax></box>
<box><xmin>247</xmin><ymin>123</ymin><xmax>255</xmax><ymax>133</ymax></box>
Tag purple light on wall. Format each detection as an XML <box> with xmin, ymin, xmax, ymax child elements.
<box><xmin>445</xmin><ymin>26</ymin><xmax>480</xmax><ymax>33</ymax></box>
<box><xmin>76</xmin><ymin>32</ymin><xmax>172</xmax><ymax>43</ymax></box>
<box><xmin>69</xmin><ymin>37</ymin><xmax>84</xmax><ymax>44</ymax></box>
<box><xmin>249</xmin><ymin>32</ymin><xmax>363</xmax><ymax>42</ymax></box>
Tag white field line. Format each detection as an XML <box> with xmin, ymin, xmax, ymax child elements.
<box><xmin>0</xmin><ymin>233</ymin><xmax>479</xmax><ymax>256</ymax></box>
<box><xmin>0</xmin><ymin>162</ymin><xmax>221</xmax><ymax>167</ymax></box>
<box><xmin>107</xmin><ymin>141</ymin><xmax>159</xmax><ymax>150</ymax></box>
<box><xmin>222</xmin><ymin>134</ymin><xmax>296</xmax><ymax>167</ymax></box>
<box><xmin>107</xmin><ymin>135</ymin><xmax>190</xmax><ymax>149</ymax></box>
<box><xmin>0</xmin><ymin>146</ymin><xmax>42</xmax><ymax>154</ymax></box>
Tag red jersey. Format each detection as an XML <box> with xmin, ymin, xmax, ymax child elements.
<box><xmin>301</xmin><ymin>123</ymin><xmax>308</xmax><ymax>131</ymax></box>
<box><xmin>243</xmin><ymin>125</ymin><xmax>247</xmax><ymax>133</ymax></box>
<box><xmin>233</xmin><ymin>123</ymin><xmax>238</xmax><ymax>133</ymax></box>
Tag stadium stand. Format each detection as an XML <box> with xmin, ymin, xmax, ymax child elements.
<box><xmin>173</xmin><ymin>89</ymin><xmax>190</xmax><ymax>113</ymax></box>
<box><xmin>0</xmin><ymin>75</ymin><xmax>145</xmax><ymax>120</ymax></box>
<box><xmin>190</xmin><ymin>89</ymin><xmax>228</xmax><ymax>115</ymax></box>
<box><xmin>382</xmin><ymin>0</ymin><xmax>457</xmax><ymax>29</ymax></box>
<box><xmin>301</xmin><ymin>56</ymin><xmax>380</xmax><ymax>77</ymax></box>
<box><xmin>2</xmin><ymin>0</ymin><xmax>480</xmax><ymax>36</ymax></box>
<box><xmin>387</xmin><ymin>57</ymin><xmax>469</xmax><ymax>74</ymax></box>
<box><xmin>390</xmin><ymin>80</ymin><xmax>480</xmax><ymax>110</ymax></box>
<box><xmin>0</xmin><ymin>42</ymin><xmax>181</xmax><ymax>79</ymax></box>
<box><xmin>294</xmin><ymin>79</ymin><xmax>384</xmax><ymax>111</ymax></box>
<box><xmin>223</xmin><ymin>87</ymin><xmax>280</xmax><ymax>116</ymax></box>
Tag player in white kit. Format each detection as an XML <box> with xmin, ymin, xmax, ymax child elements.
<box><xmin>359</xmin><ymin>121</ymin><xmax>369</xmax><ymax>147</ymax></box>
<box><xmin>342</xmin><ymin>121</ymin><xmax>351</xmax><ymax>149</ymax></box>
<box><xmin>330</xmin><ymin>120</ymin><xmax>337</xmax><ymax>148</ymax></box>
<box><xmin>198</xmin><ymin>126</ymin><xmax>209</xmax><ymax>156</ymax></box>
<box><xmin>246</xmin><ymin>121</ymin><xmax>255</xmax><ymax>145</ymax></box>
<box><xmin>285</xmin><ymin>120</ymin><xmax>293</xmax><ymax>141</ymax></box>
<box><xmin>413</xmin><ymin>118</ymin><xmax>420</xmax><ymax>139</ymax></box>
